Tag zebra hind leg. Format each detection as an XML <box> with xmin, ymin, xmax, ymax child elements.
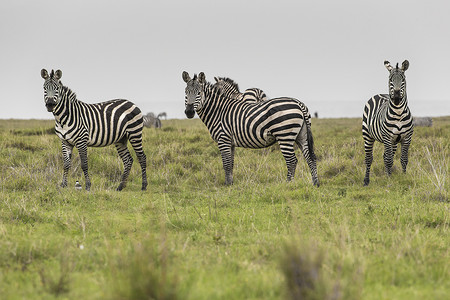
<box><xmin>278</xmin><ymin>140</ymin><xmax>298</xmax><ymax>182</ymax></box>
<box><xmin>115</xmin><ymin>140</ymin><xmax>134</xmax><ymax>191</ymax></box>
<box><xmin>295</xmin><ymin>125</ymin><xmax>319</xmax><ymax>186</ymax></box>
<box><xmin>129</xmin><ymin>134</ymin><xmax>148</xmax><ymax>191</ymax></box>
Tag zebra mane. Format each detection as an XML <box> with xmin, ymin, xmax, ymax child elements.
<box><xmin>205</xmin><ymin>81</ymin><xmax>235</xmax><ymax>100</ymax></box>
<box><xmin>216</xmin><ymin>77</ymin><xmax>240</xmax><ymax>93</ymax></box>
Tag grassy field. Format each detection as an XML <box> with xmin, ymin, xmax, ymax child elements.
<box><xmin>0</xmin><ymin>116</ymin><xmax>448</xmax><ymax>300</ymax></box>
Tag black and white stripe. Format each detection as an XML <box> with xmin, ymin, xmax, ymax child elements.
<box><xmin>41</xmin><ymin>69</ymin><xmax>147</xmax><ymax>191</ymax></box>
<box><xmin>183</xmin><ymin>71</ymin><xmax>319</xmax><ymax>186</ymax></box>
<box><xmin>213</xmin><ymin>77</ymin><xmax>267</xmax><ymax>103</ymax></box>
<box><xmin>213</xmin><ymin>77</ymin><xmax>312</xmax><ymax>129</ymax></box>
<box><xmin>362</xmin><ymin>60</ymin><xmax>414</xmax><ymax>185</ymax></box>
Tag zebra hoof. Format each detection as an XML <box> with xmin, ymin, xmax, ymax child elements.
<box><xmin>363</xmin><ymin>180</ymin><xmax>370</xmax><ymax>186</ymax></box>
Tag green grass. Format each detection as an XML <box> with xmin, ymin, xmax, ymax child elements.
<box><xmin>0</xmin><ymin>117</ymin><xmax>448</xmax><ymax>299</ymax></box>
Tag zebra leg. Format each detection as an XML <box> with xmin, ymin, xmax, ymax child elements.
<box><xmin>278</xmin><ymin>141</ymin><xmax>298</xmax><ymax>181</ymax></box>
<box><xmin>115</xmin><ymin>140</ymin><xmax>134</xmax><ymax>191</ymax></box>
<box><xmin>218</xmin><ymin>142</ymin><xmax>234</xmax><ymax>185</ymax></box>
<box><xmin>363</xmin><ymin>138</ymin><xmax>375</xmax><ymax>186</ymax></box>
<box><xmin>296</xmin><ymin>125</ymin><xmax>319</xmax><ymax>186</ymax></box>
<box><xmin>400</xmin><ymin>136</ymin><xmax>412</xmax><ymax>173</ymax></box>
<box><xmin>392</xmin><ymin>144</ymin><xmax>398</xmax><ymax>156</ymax></box>
<box><xmin>76</xmin><ymin>142</ymin><xmax>91</xmax><ymax>191</ymax></box>
<box><xmin>383</xmin><ymin>142</ymin><xmax>394</xmax><ymax>176</ymax></box>
<box><xmin>61</xmin><ymin>141</ymin><xmax>73</xmax><ymax>188</ymax></box>
<box><xmin>129</xmin><ymin>134</ymin><xmax>148</xmax><ymax>191</ymax></box>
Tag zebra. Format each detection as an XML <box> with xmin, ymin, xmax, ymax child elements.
<box><xmin>41</xmin><ymin>69</ymin><xmax>148</xmax><ymax>191</ymax></box>
<box><xmin>143</xmin><ymin>112</ymin><xmax>162</xmax><ymax>128</ymax></box>
<box><xmin>182</xmin><ymin>71</ymin><xmax>319</xmax><ymax>186</ymax></box>
<box><xmin>213</xmin><ymin>77</ymin><xmax>267</xmax><ymax>103</ymax></box>
<box><xmin>157</xmin><ymin>112</ymin><xmax>167</xmax><ymax>120</ymax></box>
<box><xmin>362</xmin><ymin>60</ymin><xmax>414</xmax><ymax>186</ymax></box>
<box><xmin>213</xmin><ymin>76</ymin><xmax>312</xmax><ymax>129</ymax></box>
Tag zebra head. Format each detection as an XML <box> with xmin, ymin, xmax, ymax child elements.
<box><xmin>182</xmin><ymin>71</ymin><xmax>205</xmax><ymax>119</ymax></box>
<box><xmin>41</xmin><ymin>69</ymin><xmax>63</xmax><ymax>112</ymax></box>
<box><xmin>384</xmin><ymin>60</ymin><xmax>409</xmax><ymax>106</ymax></box>
<box><xmin>213</xmin><ymin>77</ymin><xmax>241</xmax><ymax>98</ymax></box>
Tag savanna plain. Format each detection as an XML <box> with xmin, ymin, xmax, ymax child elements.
<box><xmin>0</xmin><ymin>117</ymin><xmax>448</xmax><ymax>300</ymax></box>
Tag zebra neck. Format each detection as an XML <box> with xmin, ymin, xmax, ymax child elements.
<box><xmin>387</xmin><ymin>96</ymin><xmax>408</xmax><ymax>116</ymax></box>
<box><xmin>53</xmin><ymin>86</ymin><xmax>79</xmax><ymax>125</ymax></box>
<box><xmin>196</xmin><ymin>83</ymin><xmax>229</xmax><ymax>128</ymax></box>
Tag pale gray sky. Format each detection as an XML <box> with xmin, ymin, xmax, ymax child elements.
<box><xmin>1</xmin><ymin>0</ymin><xmax>449</xmax><ymax>119</ymax></box>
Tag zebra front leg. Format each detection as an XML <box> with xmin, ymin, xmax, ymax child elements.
<box><xmin>383</xmin><ymin>142</ymin><xmax>395</xmax><ymax>176</ymax></box>
<box><xmin>76</xmin><ymin>143</ymin><xmax>91</xmax><ymax>191</ymax></box>
<box><xmin>400</xmin><ymin>137</ymin><xmax>412</xmax><ymax>173</ymax></box>
<box><xmin>115</xmin><ymin>142</ymin><xmax>133</xmax><ymax>191</ymax></box>
<box><xmin>218</xmin><ymin>142</ymin><xmax>234</xmax><ymax>185</ymax></box>
<box><xmin>363</xmin><ymin>138</ymin><xmax>375</xmax><ymax>186</ymax></box>
<box><xmin>61</xmin><ymin>141</ymin><xmax>73</xmax><ymax>188</ymax></box>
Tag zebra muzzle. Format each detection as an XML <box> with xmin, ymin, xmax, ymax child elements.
<box><xmin>45</xmin><ymin>102</ymin><xmax>56</xmax><ymax>112</ymax></box>
<box><xmin>185</xmin><ymin>104</ymin><xmax>195</xmax><ymax>119</ymax></box>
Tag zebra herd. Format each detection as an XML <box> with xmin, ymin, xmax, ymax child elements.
<box><xmin>41</xmin><ymin>60</ymin><xmax>414</xmax><ymax>190</ymax></box>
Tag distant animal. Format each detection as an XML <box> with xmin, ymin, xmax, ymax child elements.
<box><xmin>75</xmin><ymin>180</ymin><xmax>82</xmax><ymax>191</ymax></box>
<box><xmin>362</xmin><ymin>60</ymin><xmax>414</xmax><ymax>185</ymax></box>
<box><xmin>143</xmin><ymin>112</ymin><xmax>162</xmax><ymax>128</ymax></box>
<box><xmin>157</xmin><ymin>112</ymin><xmax>167</xmax><ymax>120</ymax></box>
<box><xmin>413</xmin><ymin>117</ymin><xmax>432</xmax><ymax>127</ymax></box>
<box><xmin>183</xmin><ymin>71</ymin><xmax>319</xmax><ymax>186</ymax></box>
<box><xmin>314</xmin><ymin>112</ymin><xmax>318</xmax><ymax>118</ymax></box>
<box><xmin>213</xmin><ymin>77</ymin><xmax>267</xmax><ymax>103</ymax></box>
<box><xmin>41</xmin><ymin>69</ymin><xmax>148</xmax><ymax>191</ymax></box>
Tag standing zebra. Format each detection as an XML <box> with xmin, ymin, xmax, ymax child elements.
<box><xmin>362</xmin><ymin>60</ymin><xmax>414</xmax><ymax>186</ymax></box>
<box><xmin>213</xmin><ymin>77</ymin><xmax>268</xmax><ymax>103</ymax></box>
<box><xmin>183</xmin><ymin>71</ymin><xmax>319</xmax><ymax>186</ymax></box>
<box><xmin>41</xmin><ymin>69</ymin><xmax>147</xmax><ymax>191</ymax></box>
<box><xmin>214</xmin><ymin>76</ymin><xmax>312</xmax><ymax>129</ymax></box>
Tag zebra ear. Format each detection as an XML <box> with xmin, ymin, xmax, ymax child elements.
<box><xmin>41</xmin><ymin>69</ymin><xmax>49</xmax><ymax>79</ymax></box>
<box><xmin>182</xmin><ymin>71</ymin><xmax>191</xmax><ymax>83</ymax></box>
<box><xmin>384</xmin><ymin>61</ymin><xmax>393</xmax><ymax>72</ymax></box>
<box><xmin>198</xmin><ymin>72</ymin><xmax>206</xmax><ymax>84</ymax></box>
<box><xmin>401</xmin><ymin>60</ymin><xmax>409</xmax><ymax>71</ymax></box>
<box><xmin>55</xmin><ymin>70</ymin><xmax>62</xmax><ymax>80</ymax></box>
<box><xmin>214</xmin><ymin>77</ymin><xmax>219</xmax><ymax>83</ymax></box>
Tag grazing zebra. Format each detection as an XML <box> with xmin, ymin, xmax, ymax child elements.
<box><xmin>362</xmin><ymin>60</ymin><xmax>414</xmax><ymax>186</ymax></box>
<box><xmin>157</xmin><ymin>112</ymin><xmax>167</xmax><ymax>120</ymax></box>
<box><xmin>41</xmin><ymin>69</ymin><xmax>147</xmax><ymax>191</ymax></box>
<box><xmin>213</xmin><ymin>77</ymin><xmax>267</xmax><ymax>103</ymax></box>
<box><xmin>183</xmin><ymin>71</ymin><xmax>319</xmax><ymax>186</ymax></box>
<box><xmin>143</xmin><ymin>112</ymin><xmax>162</xmax><ymax>128</ymax></box>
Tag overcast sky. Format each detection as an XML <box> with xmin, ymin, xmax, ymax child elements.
<box><xmin>1</xmin><ymin>0</ymin><xmax>449</xmax><ymax>119</ymax></box>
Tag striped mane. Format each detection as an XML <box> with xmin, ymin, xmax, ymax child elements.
<box><xmin>215</xmin><ymin>77</ymin><xmax>240</xmax><ymax>93</ymax></box>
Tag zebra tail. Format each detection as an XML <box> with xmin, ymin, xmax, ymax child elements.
<box><xmin>306</xmin><ymin>124</ymin><xmax>316</xmax><ymax>161</ymax></box>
